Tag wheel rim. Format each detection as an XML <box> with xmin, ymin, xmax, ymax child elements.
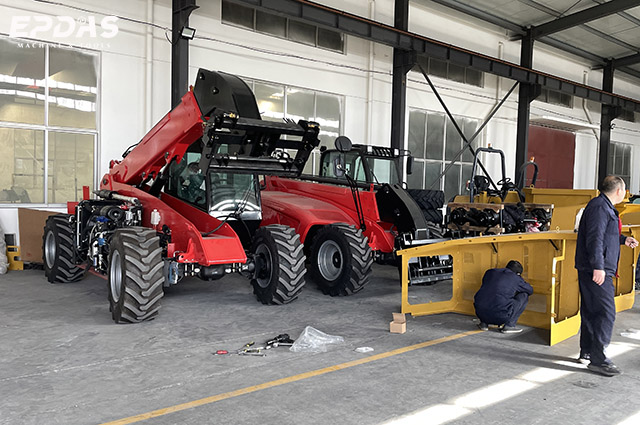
<box><xmin>110</xmin><ymin>250</ymin><xmax>122</xmax><ymax>302</ymax></box>
<box><xmin>44</xmin><ymin>230</ymin><xmax>56</xmax><ymax>269</ymax></box>
<box><xmin>255</xmin><ymin>244</ymin><xmax>273</xmax><ymax>289</ymax></box>
<box><xmin>317</xmin><ymin>240</ymin><xmax>343</xmax><ymax>281</ymax></box>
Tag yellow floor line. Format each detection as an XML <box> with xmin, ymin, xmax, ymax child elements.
<box><xmin>100</xmin><ymin>329</ymin><xmax>482</xmax><ymax>425</ymax></box>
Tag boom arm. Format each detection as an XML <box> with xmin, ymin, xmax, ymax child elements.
<box><xmin>106</xmin><ymin>69</ymin><xmax>320</xmax><ymax>190</ymax></box>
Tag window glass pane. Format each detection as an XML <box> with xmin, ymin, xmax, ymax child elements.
<box><xmin>48</xmin><ymin>46</ymin><xmax>97</xmax><ymax>129</ymax></box>
<box><xmin>315</xmin><ymin>93</ymin><xmax>341</xmax><ymax>149</ymax></box>
<box><xmin>254</xmin><ymin>82</ymin><xmax>284</xmax><ymax>122</ymax></box>
<box><xmin>0</xmin><ymin>128</ymin><xmax>44</xmax><ymax>203</ymax></box>
<box><xmin>414</xmin><ymin>56</ymin><xmax>429</xmax><ymax>73</ymax></box>
<box><xmin>445</xmin><ymin>117</ymin><xmax>462</xmax><ymax>161</ymax></box>
<box><xmin>461</xmin><ymin>164</ymin><xmax>473</xmax><ymax>194</ymax></box>
<box><xmin>608</xmin><ymin>145</ymin><xmax>615</xmax><ymax>175</ymax></box>
<box><xmin>48</xmin><ymin>132</ymin><xmax>94</xmax><ymax>203</ymax></box>
<box><xmin>256</xmin><ymin>11</ymin><xmax>286</xmax><ymax>37</ymax></box>
<box><xmin>429</xmin><ymin>58</ymin><xmax>447</xmax><ymax>79</ymax></box>
<box><xmin>614</xmin><ymin>143</ymin><xmax>623</xmax><ymax>174</ymax></box>
<box><xmin>623</xmin><ymin>145</ymin><xmax>631</xmax><ymax>177</ymax></box>
<box><xmin>425</xmin><ymin>161</ymin><xmax>442</xmax><ymax>191</ymax></box>
<box><xmin>461</xmin><ymin>118</ymin><xmax>478</xmax><ymax>162</ymax></box>
<box><xmin>448</xmin><ymin>63</ymin><xmax>465</xmax><ymax>83</ymax></box>
<box><xmin>0</xmin><ymin>38</ymin><xmax>45</xmax><ymax>125</ymax></box>
<box><xmin>303</xmin><ymin>151</ymin><xmax>317</xmax><ymax>175</ymax></box>
<box><xmin>408</xmin><ymin>110</ymin><xmax>426</xmax><ymax>159</ymax></box>
<box><xmin>465</xmin><ymin>67</ymin><xmax>483</xmax><ymax>87</ymax></box>
<box><xmin>547</xmin><ymin>90</ymin><xmax>561</xmax><ymax>106</ymax></box>
<box><xmin>317</xmin><ymin>28</ymin><xmax>343</xmax><ymax>52</ymax></box>
<box><xmin>288</xmin><ymin>20</ymin><xmax>316</xmax><ymax>45</ymax></box>
<box><xmin>560</xmin><ymin>93</ymin><xmax>573</xmax><ymax>108</ymax></box>
<box><xmin>425</xmin><ymin>113</ymin><xmax>444</xmax><ymax>160</ymax></box>
<box><xmin>444</xmin><ymin>164</ymin><xmax>461</xmax><ymax>202</ymax></box>
<box><xmin>287</xmin><ymin>88</ymin><xmax>314</xmax><ymax>122</ymax></box>
<box><xmin>407</xmin><ymin>160</ymin><xmax>424</xmax><ymax>189</ymax></box>
<box><xmin>221</xmin><ymin>0</ymin><xmax>254</xmax><ymax>28</ymax></box>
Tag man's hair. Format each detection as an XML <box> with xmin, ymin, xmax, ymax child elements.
<box><xmin>600</xmin><ymin>175</ymin><xmax>625</xmax><ymax>195</ymax></box>
<box><xmin>506</xmin><ymin>260</ymin><xmax>523</xmax><ymax>276</ymax></box>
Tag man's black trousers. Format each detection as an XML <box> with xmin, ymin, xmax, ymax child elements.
<box><xmin>476</xmin><ymin>292</ymin><xmax>528</xmax><ymax>327</ymax></box>
<box><xmin>578</xmin><ymin>271</ymin><xmax>615</xmax><ymax>366</ymax></box>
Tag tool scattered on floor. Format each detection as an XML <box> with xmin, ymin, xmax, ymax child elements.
<box><xmin>213</xmin><ymin>334</ymin><xmax>296</xmax><ymax>357</ymax></box>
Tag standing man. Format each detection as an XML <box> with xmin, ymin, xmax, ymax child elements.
<box><xmin>575</xmin><ymin>175</ymin><xmax>638</xmax><ymax>377</ymax></box>
<box><xmin>474</xmin><ymin>260</ymin><xmax>533</xmax><ymax>334</ymax></box>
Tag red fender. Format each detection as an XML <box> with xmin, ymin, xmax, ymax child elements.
<box><xmin>261</xmin><ymin>177</ymin><xmax>395</xmax><ymax>252</ymax></box>
<box><xmin>101</xmin><ymin>176</ymin><xmax>246</xmax><ymax>265</ymax></box>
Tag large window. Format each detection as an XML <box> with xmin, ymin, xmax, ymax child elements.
<box><xmin>0</xmin><ymin>37</ymin><xmax>98</xmax><ymax>205</ymax></box>
<box><xmin>221</xmin><ymin>0</ymin><xmax>344</xmax><ymax>53</ymax></box>
<box><xmin>413</xmin><ymin>56</ymin><xmax>484</xmax><ymax>88</ymax></box>
<box><xmin>608</xmin><ymin>142</ymin><xmax>631</xmax><ymax>187</ymax></box>
<box><xmin>407</xmin><ymin>109</ymin><xmax>481</xmax><ymax>202</ymax></box>
<box><xmin>243</xmin><ymin>78</ymin><xmax>343</xmax><ymax>175</ymax></box>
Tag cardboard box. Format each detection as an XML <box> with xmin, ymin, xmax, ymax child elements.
<box><xmin>390</xmin><ymin>312</ymin><xmax>406</xmax><ymax>334</ymax></box>
<box><xmin>18</xmin><ymin>208</ymin><xmax>58</xmax><ymax>263</ymax></box>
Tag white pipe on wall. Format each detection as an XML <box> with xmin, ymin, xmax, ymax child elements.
<box><xmin>145</xmin><ymin>0</ymin><xmax>154</xmax><ymax>131</ymax></box>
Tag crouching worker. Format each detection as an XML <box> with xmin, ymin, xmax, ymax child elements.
<box><xmin>474</xmin><ymin>260</ymin><xmax>533</xmax><ymax>334</ymax></box>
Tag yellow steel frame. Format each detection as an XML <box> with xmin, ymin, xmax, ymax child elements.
<box><xmin>399</xmin><ymin>227</ymin><xmax>639</xmax><ymax>345</ymax></box>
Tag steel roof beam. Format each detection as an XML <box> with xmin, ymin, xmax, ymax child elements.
<box><xmin>614</xmin><ymin>52</ymin><xmax>640</xmax><ymax>67</ymax></box>
<box><xmin>226</xmin><ymin>0</ymin><xmax>640</xmax><ymax>111</ymax></box>
<box><xmin>531</xmin><ymin>0</ymin><xmax>640</xmax><ymax>38</ymax></box>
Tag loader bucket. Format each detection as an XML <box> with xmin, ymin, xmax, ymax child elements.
<box><xmin>398</xmin><ymin>227</ymin><xmax>639</xmax><ymax>345</ymax></box>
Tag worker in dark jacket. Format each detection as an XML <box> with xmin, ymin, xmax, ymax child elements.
<box><xmin>474</xmin><ymin>260</ymin><xmax>533</xmax><ymax>334</ymax></box>
<box><xmin>575</xmin><ymin>175</ymin><xmax>638</xmax><ymax>377</ymax></box>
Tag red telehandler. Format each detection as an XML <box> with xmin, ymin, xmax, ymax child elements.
<box><xmin>260</xmin><ymin>137</ymin><xmax>452</xmax><ymax>296</ymax></box>
<box><xmin>42</xmin><ymin>69</ymin><xmax>320</xmax><ymax>323</ymax></box>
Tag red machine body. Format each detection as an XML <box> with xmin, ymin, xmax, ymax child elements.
<box><xmin>100</xmin><ymin>90</ymin><xmax>246</xmax><ymax>265</ymax></box>
<box><xmin>261</xmin><ymin>176</ymin><xmax>396</xmax><ymax>254</ymax></box>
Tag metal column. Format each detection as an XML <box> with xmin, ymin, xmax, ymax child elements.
<box><xmin>598</xmin><ymin>60</ymin><xmax>620</xmax><ymax>186</ymax></box>
<box><xmin>171</xmin><ymin>0</ymin><xmax>199</xmax><ymax>108</ymax></box>
<box><xmin>390</xmin><ymin>0</ymin><xmax>412</xmax><ymax>151</ymax></box>
<box><xmin>515</xmin><ymin>29</ymin><xmax>540</xmax><ymax>177</ymax></box>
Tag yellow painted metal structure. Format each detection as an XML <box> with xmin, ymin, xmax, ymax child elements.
<box><xmin>7</xmin><ymin>246</ymin><xmax>23</xmax><ymax>271</ymax></box>
<box><xmin>523</xmin><ymin>188</ymin><xmax>598</xmax><ymax>230</ymax></box>
<box><xmin>399</xmin><ymin>227</ymin><xmax>639</xmax><ymax>345</ymax></box>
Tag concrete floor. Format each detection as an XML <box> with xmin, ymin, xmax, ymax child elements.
<box><xmin>1</xmin><ymin>265</ymin><xmax>640</xmax><ymax>425</ymax></box>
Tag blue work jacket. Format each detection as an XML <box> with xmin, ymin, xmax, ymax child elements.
<box><xmin>575</xmin><ymin>194</ymin><xmax>627</xmax><ymax>275</ymax></box>
<box><xmin>474</xmin><ymin>268</ymin><xmax>533</xmax><ymax>317</ymax></box>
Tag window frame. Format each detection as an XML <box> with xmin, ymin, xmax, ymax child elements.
<box><xmin>242</xmin><ymin>77</ymin><xmax>345</xmax><ymax>176</ymax></box>
<box><xmin>0</xmin><ymin>36</ymin><xmax>100</xmax><ymax>208</ymax></box>
<box><xmin>220</xmin><ymin>0</ymin><xmax>346</xmax><ymax>54</ymax></box>
<box><xmin>407</xmin><ymin>108</ymin><xmax>482</xmax><ymax>202</ymax></box>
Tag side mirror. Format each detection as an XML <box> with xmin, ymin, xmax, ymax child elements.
<box><xmin>334</xmin><ymin>136</ymin><xmax>352</xmax><ymax>153</ymax></box>
<box><xmin>406</xmin><ymin>155</ymin><xmax>414</xmax><ymax>175</ymax></box>
<box><xmin>333</xmin><ymin>157</ymin><xmax>345</xmax><ymax>178</ymax></box>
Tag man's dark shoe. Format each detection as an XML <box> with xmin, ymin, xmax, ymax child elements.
<box><xmin>477</xmin><ymin>322</ymin><xmax>489</xmax><ymax>331</ymax></box>
<box><xmin>587</xmin><ymin>362</ymin><xmax>622</xmax><ymax>377</ymax></box>
<box><xmin>500</xmin><ymin>326</ymin><xmax>522</xmax><ymax>334</ymax></box>
<box><xmin>578</xmin><ymin>353</ymin><xmax>590</xmax><ymax>365</ymax></box>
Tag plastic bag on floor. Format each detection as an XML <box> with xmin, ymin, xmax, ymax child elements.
<box><xmin>0</xmin><ymin>226</ymin><xmax>8</xmax><ymax>274</ymax></box>
<box><xmin>289</xmin><ymin>326</ymin><xmax>344</xmax><ymax>353</ymax></box>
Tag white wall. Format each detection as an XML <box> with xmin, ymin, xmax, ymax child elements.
<box><xmin>1</xmin><ymin>0</ymin><xmax>640</xmax><ymax>240</ymax></box>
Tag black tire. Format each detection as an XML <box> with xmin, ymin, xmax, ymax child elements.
<box><xmin>407</xmin><ymin>189</ymin><xmax>444</xmax><ymax>225</ymax></box>
<box><xmin>251</xmin><ymin>225</ymin><xmax>306</xmax><ymax>305</ymax></box>
<box><xmin>42</xmin><ymin>215</ymin><xmax>85</xmax><ymax>283</ymax></box>
<box><xmin>108</xmin><ymin>228</ymin><xmax>164</xmax><ymax>323</ymax></box>
<box><xmin>309</xmin><ymin>223</ymin><xmax>372</xmax><ymax>296</ymax></box>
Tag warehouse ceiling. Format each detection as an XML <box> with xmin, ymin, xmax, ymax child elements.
<box><xmin>423</xmin><ymin>0</ymin><xmax>640</xmax><ymax>81</ymax></box>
